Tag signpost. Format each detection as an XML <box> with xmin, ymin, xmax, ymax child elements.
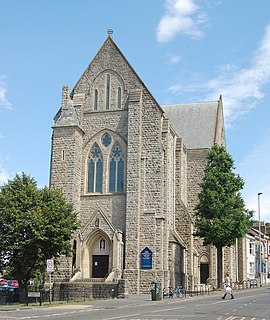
<box><xmin>46</xmin><ymin>259</ymin><xmax>54</xmax><ymax>303</ymax></box>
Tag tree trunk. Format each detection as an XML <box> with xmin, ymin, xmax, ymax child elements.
<box><xmin>216</xmin><ymin>243</ymin><xmax>223</xmax><ymax>288</ymax></box>
<box><xmin>18</xmin><ymin>279</ymin><xmax>28</xmax><ymax>304</ymax></box>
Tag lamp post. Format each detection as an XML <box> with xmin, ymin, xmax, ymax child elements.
<box><xmin>258</xmin><ymin>192</ymin><xmax>263</xmax><ymax>286</ymax></box>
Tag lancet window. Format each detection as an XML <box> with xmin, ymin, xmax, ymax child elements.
<box><xmin>109</xmin><ymin>143</ymin><xmax>124</xmax><ymax>192</ymax></box>
<box><xmin>88</xmin><ymin>144</ymin><xmax>103</xmax><ymax>193</ymax></box>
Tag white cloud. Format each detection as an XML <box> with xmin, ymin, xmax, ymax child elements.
<box><xmin>156</xmin><ymin>0</ymin><xmax>206</xmax><ymax>43</ymax></box>
<box><xmin>166</xmin><ymin>22</ymin><xmax>270</xmax><ymax>124</ymax></box>
<box><xmin>0</xmin><ymin>166</ymin><xmax>11</xmax><ymax>186</ymax></box>
<box><xmin>205</xmin><ymin>23</ymin><xmax>270</xmax><ymax>125</ymax></box>
<box><xmin>238</xmin><ymin>128</ymin><xmax>270</xmax><ymax>222</ymax></box>
<box><xmin>166</xmin><ymin>52</ymin><xmax>181</xmax><ymax>64</ymax></box>
<box><xmin>0</xmin><ymin>76</ymin><xmax>12</xmax><ymax>109</ymax></box>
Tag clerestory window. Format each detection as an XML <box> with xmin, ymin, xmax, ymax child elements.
<box><xmin>88</xmin><ymin>144</ymin><xmax>103</xmax><ymax>193</ymax></box>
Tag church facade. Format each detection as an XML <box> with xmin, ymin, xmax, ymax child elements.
<box><xmin>49</xmin><ymin>34</ymin><xmax>239</xmax><ymax>294</ymax></box>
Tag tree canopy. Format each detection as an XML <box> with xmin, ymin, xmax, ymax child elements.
<box><xmin>194</xmin><ymin>144</ymin><xmax>253</xmax><ymax>286</ymax></box>
<box><xmin>0</xmin><ymin>173</ymin><xmax>79</xmax><ymax>288</ymax></box>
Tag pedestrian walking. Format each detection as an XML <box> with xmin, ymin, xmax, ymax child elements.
<box><xmin>222</xmin><ymin>273</ymin><xmax>234</xmax><ymax>299</ymax></box>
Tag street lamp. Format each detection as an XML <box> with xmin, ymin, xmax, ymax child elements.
<box><xmin>258</xmin><ymin>192</ymin><xmax>263</xmax><ymax>287</ymax></box>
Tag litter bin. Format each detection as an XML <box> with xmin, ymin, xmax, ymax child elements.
<box><xmin>150</xmin><ymin>282</ymin><xmax>161</xmax><ymax>301</ymax></box>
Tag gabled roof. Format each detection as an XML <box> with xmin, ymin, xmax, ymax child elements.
<box><xmin>161</xmin><ymin>101</ymin><xmax>220</xmax><ymax>150</ymax></box>
<box><xmin>71</xmin><ymin>35</ymin><xmax>164</xmax><ymax>113</ymax></box>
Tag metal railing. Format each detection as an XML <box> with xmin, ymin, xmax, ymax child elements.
<box><xmin>163</xmin><ymin>285</ymin><xmax>210</xmax><ymax>299</ymax></box>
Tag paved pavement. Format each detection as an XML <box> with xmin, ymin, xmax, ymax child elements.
<box><xmin>0</xmin><ymin>290</ymin><xmax>221</xmax><ymax>311</ymax></box>
<box><xmin>2</xmin><ymin>284</ymin><xmax>269</xmax><ymax>312</ymax></box>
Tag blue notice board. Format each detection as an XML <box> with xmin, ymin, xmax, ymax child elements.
<box><xmin>141</xmin><ymin>247</ymin><xmax>152</xmax><ymax>269</ymax></box>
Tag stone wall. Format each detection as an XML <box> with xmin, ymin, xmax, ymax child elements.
<box><xmin>53</xmin><ymin>279</ymin><xmax>127</xmax><ymax>301</ymax></box>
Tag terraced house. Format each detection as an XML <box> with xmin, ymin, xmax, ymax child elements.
<box><xmin>50</xmin><ymin>33</ymin><xmax>240</xmax><ymax>294</ymax></box>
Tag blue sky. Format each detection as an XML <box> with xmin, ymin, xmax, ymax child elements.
<box><xmin>0</xmin><ymin>0</ymin><xmax>270</xmax><ymax>221</ymax></box>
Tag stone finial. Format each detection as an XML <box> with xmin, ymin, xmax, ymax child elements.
<box><xmin>107</xmin><ymin>29</ymin><xmax>113</xmax><ymax>38</ymax></box>
<box><xmin>62</xmin><ymin>86</ymin><xmax>70</xmax><ymax>99</ymax></box>
<box><xmin>62</xmin><ymin>86</ymin><xmax>70</xmax><ymax>108</ymax></box>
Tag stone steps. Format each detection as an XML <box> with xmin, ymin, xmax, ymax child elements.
<box><xmin>73</xmin><ymin>278</ymin><xmax>105</xmax><ymax>283</ymax></box>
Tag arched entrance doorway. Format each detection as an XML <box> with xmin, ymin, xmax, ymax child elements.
<box><xmin>199</xmin><ymin>254</ymin><xmax>209</xmax><ymax>284</ymax></box>
<box><xmin>89</xmin><ymin>231</ymin><xmax>111</xmax><ymax>278</ymax></box>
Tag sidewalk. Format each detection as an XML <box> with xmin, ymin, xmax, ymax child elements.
<box><xmin>0</xmin><ymin>291</ymin><xmax>216</xmax><ymax>311</ymax></box>
<box><xmin>1</xmin><ymin>285</ymin><xmax>265</xmax><ymax>312</ymax></box>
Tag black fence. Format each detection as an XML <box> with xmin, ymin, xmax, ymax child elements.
<box><xmin>163</xmin><ymin>285</ymin><xmax>210</xmax><ymax>299</ymax></box>
<box><xmin>0</xmin><ymin>279</ymin><xmax>260</xmax><ymax>306</ymax></box>
<box><xmin>0</xmin><ymin>289</ymin><xmax>20</xmax><ymax>304</ymax></box>
<box><xmin>0</xmin><ymin>286</ymin><xmax>119</xmax><ymax>305</ymax></box>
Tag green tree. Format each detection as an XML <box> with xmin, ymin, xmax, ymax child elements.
<box><xmin>194</xmin><ymin>144</ymin><xmax>253</xmax><ymax>288</ymax></box>
<box><xmin>0</xmin><ymin>173</ymin><xmax>79</xmax><ymax>295</ymax></box>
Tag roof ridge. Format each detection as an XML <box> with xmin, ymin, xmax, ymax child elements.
<box><xmin>161</xmin><ymin>101</ymin><xmax>219</xmax><ymax>106</ymax></box>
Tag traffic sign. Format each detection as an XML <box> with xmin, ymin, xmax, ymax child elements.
<box><xmin>46</xmin><ymin>259</ymin><xmax>54</xmax><ymax>272</ymax></box>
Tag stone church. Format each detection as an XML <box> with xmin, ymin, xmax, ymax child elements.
<box><xmin>49</xmin><ymin>33</ymin><xmax>238</xmax><ymax>294</ymax></box>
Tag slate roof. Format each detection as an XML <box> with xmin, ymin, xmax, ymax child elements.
<box><xmin>161</xmin><ymin>101</ymin><xmax>219</xmax><ymax>150</ymax></box>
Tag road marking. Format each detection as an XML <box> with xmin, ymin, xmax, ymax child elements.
<box><xmin>150</xmin><ymin>306</ymin><xmax>186</xmax><ymax>313</ymax></box>
<box><xmin>100</xmin><ymin>314</ymin><xmax>141</xmax><ymax>320</ymax></box>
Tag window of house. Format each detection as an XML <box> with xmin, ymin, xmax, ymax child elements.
<box><xmin>106</xmin><ymin>74</ymin><xmax>110</xmax><ymax>110</ymax></box>
<box><xmin>88</xmin><ymin>144</ymin><xmax>103</xmax><ymax>192</ymax></box>
<box><xmin>109</xmin><ymin>143</ymin><xmax>124</xmax><ymax>192</ymax></box>
<box><xmin>249</xmin><ymin>242</ymin><xmax>255</xmax><ymax>255</ymax></box>
<box><xmin>268</xmin><ymin>245</ymin><xmax>270</xmax><ymax>255</ymax></box>
<box><xmin>94</xmin><ymin>89</ymin><xmax>98</xmax><ymax>111</ymax></box>
<box><xmin>249</xmin><ymin>262</ymin><xmax>255</xmax><ymax>274</ymax></box>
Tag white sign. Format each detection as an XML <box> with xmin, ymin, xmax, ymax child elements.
<box><xmin>28</xmin><ymin>292</ymin><xmax>41</xmax><ymax>298</ymax></box>
<box><xmin>46</xmin><ymin>259</ymin><xmax>54</xmax><ymax>272</ymax></box>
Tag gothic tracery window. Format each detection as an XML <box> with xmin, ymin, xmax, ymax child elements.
<box><xmin>88</xmin><ymin>144</ymin><xmax>103</xmax><ymax>193</ymax></box>
<box><xmin>102</xmin><ymin>133</ymin><xmax>111</xmax><ymax>147</ymax></box>
<box><xmin>109</xmin><ymin>143</ymin><xmax>124</xmax><ymax>192</ymax></box>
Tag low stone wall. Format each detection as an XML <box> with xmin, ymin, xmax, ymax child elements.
<box><xmin>52</xmin><ymin>279</ymin><xmax>127</xmax><ymax>301</ymax></box>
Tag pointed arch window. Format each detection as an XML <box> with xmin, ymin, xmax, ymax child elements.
<box><xmin>117</xmin><ymin>87</ymin><xmax>122</xmax><ymax>109</ymax></box>
<box><xmin>109</xmin><ymin>143</ymin><xmax>124</xmax><ymax>192</ymax></box>
<box><xmin>88</xmin><ymin>144</ymin><xmax>103</xmax><ymax>193</ymax></box>
<box><xmin>106</xmin><ymin>74</ymin><xmax>110</xmax><ymax>110</ymax></box>
<box><xmin>94</xmin><ymin>89</ymin><xmax>98</xmax><ymax>111</ymax></box>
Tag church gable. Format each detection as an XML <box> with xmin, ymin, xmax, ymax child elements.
<box><xmin>72</xmin><ymin>36</ymin><xmax>143</xmax><ymax>108</ymax></box>
<box><xmin>80</xmin><ymin>206</ymin><xmax>117</xmax><ymax>241</ymax></box>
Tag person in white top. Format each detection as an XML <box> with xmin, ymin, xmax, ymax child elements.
<box><xmin>222</xmin><ymin>273</ymin><xmax>234</xmax><ymax>299</ymax></box>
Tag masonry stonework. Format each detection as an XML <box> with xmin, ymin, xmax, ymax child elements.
<box><xmin>50</xmin><ymin>35</ymin><xmax>243</xmax><ymax>294</ymax></box>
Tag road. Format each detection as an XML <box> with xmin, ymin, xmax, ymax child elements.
<box><xmin>0</xmin><ymin>286</ymin><xmax>270</xmax><ymax>320</ymax></box>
